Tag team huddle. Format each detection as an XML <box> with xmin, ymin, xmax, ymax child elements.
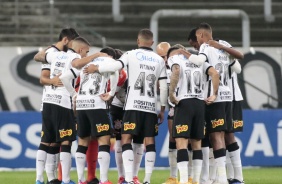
<box><xmin>34</xmin><ymin>23</ymin><xmax>244</xmax><ymax>184</ymax></box>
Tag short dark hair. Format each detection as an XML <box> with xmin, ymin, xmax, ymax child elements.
<box><xmin>166</xmin><ymin>46</ymin><xmax>180</xmax><ymax>58</ymax></box>
<box><xmin>114</xmin><ymin>49</ymin><xmax>123</xmax><ymax>59</ymax></box>
<box><xmin>58</xmin><ymin>28</ymin><xmax>79</xmax><ymax>41</ymax></box>
<box><xmin>188</xmin><ymin>27</ymin><xmax>197</xmax><ymax>42</ymax></box>
<box><xmin>100</xmin><ymin>47</ymin><xmax>116</xmax><ymax>58</ymax></box>
<box><xmin>197</xmin><ymin>22</ymin><xmax>212</xmax><ymax>32</ymax></box>
<box><xmin>138</xmin><ymin>28</ymin><xmax>153</xmax><ymax>40</ymax></box>
<box><xmin>73</xmin><ymin>36</ymin><xmax>90</xmax><ymax>46</ymax></box>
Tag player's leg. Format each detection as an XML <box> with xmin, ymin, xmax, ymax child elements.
<box><xmin>86</xmin><ymin>138</ymin><xmax>99</xmax><ymax>184</ymax></box>
<box><xmin>132</xmin><ymin>135</ymin><xmax>144</xmax><ymax>184</ymax></box>
<box><xmin>225</xmin><ymin>101</ymin><xmax>244</xmax><ymax>184</ymax></box>
<box><xmin>200</xmin><ymin>136</ymin><xmax>210</xmax><ymax>183</ymax></box>
<box><xmin>163</xmin><ymin>107</ymin><xmax>178</xmax><ymax>184</ymax></box>
<box><xmin>110</xmin><ymin>105</ymin><xmax>125</xmax><ymax>183</ymax></box>
<box><xmin>57</xmin><ymin>106</ymin><xmax>76</xmax><ymax>184</ymax></box>
<box><xmin>142</xmin><ymin>111</ymin><xmax>159</xmax><ymax>184</ymax></box>
<box><xmin>121</xmin><ymin>110</ymin><xmax>138</xmax><ymax>183</ymax></box>
<box><xmin>45</xmin><ymin>143</ymin><xmax>61</xmax><ymax>184</ymax></box>
<box><xmin>206</xmin><ymin>103</ymin><xmax>228</xmax><ymax>184</ymax></box>
<box><xmin>94</xmin><ymin>109</ymin><xmax>113</xmax><ymax>184</ymax></box>
<box><xmin>188</xmin><ymin>143</ymin><xmax>193</xmax><ymax>184</ymax></box>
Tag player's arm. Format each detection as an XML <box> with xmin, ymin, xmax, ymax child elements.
<box><xmin>230</xmin><ymin>59</ymin><xmax>241</xmax><ymax>74</ymax></box>
<box><xmin>208</xmin><ymin>40</ymin><xmax>244</xmax><ymax>60</ymax></box>
<box><xmin>84</xmin><ymin>60</ymin><xmax>123</xmax><ymax>74</ymax></box>
<box><xmin>100</xmin><ymin>70</ymin><xmax>119</xmax><ymax>102</ymax></box>
<box><xmin>205</xmin><ymin>66</ymin><xmax>220</xmax><ymax>105</ymax></box>
<box><xmin>34</xmin><ymin>49</ymin><xmax>48</xmax><ymax>63</ymax></box>
<box><xmin>169</xmin><ymin>64</ymin><xmax>180</xmax><ymax>105</ymax></box>
<box><xmin>40</xmin><ymin>69</ymin><xmax>63</xmax><ymax>87</ymax></box>
<box><xmin>158</xmin><ymin>65</ymin><xmax>168</xmax><ymax>124</ymax></box>
<box><xmin>71</xmin><ymin>52</ymin><xmax>107</xmax><ymax>69</ymax></box>
<box><xmin>59</xmin><ymin>68</ymin><xmax>80</xmax><ymax>97</ymax></box>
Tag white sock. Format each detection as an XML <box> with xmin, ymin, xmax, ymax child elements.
<box><xmin>98</xmin><ymin>151</ymin><xmax>110</xmax><ymax>182</ymax></box>
<box><xmin>209</xmin><ymin>148</ymin><xmax>216</xmax><ymax>181</ymax></box>
<box><xmin>188</xmin><ymin>150</ymin><xmax>193</xmax><ymax>179</ymax></box>
<box><xmin>143</xmin><ymin>151</ymin><xmax>156</xmax><ymax>183</ymax></box>
<box><xmin>168</xmin><ymin>149</ymin><xmax>178</xmax><ymax>178</ymax></box>
<box><xmin>45</xmin><ymin>153</ymin><xmax>56</xmax><ymax>181</ymax></box>
<box><xmin>115</xmin><ymin>140</ymin><xmax>124</xmax><ymax>178</ymax></box>
<box><xmin>215</xmin><ymin>156</ymin><xmax>227</xmax><ymax>183</ymax></box>
<box><xmin>200</xmin><ymin>146</ymin><xmax>209</xmax><ymax>182</ymax></box>
<box><xmin>132</xmin><ymin>143</ymin><xmax>144</xmax><ymax>177</ymax></box>
<box><xmin>229</xmin><ymin>149</ymin><xmax>243</xmax><ymax>181</ymax></box>
<box><xmin>226</xmin><ymin>151</ymin><xmax>234</xmax><ymax>179</ymax></box>
<box><xmin>177</xmin><ymin>161</ymin><xmax>188</xmax><ymax>183</ymax></box>
<box><xmin>60</xmin><ymin>152</ymin><xmax>71</xmax><ymax>183</ymax></box>
<box><xmin>36</xmin><ymin>150</ymin><xmax>47</xmax><ymax>182</ymax></box>
<box><xmin>192</xmin><ymin>159</ymin><xmax>202</xmax><ymax>183</ymax></box>
<box><xmin>75</xmin><ymin>152</ymin><xmax>86</xmax><ymax>182</ymax></box>
<box><xmin>54</xmin><ymin>153</ymin><xmax>60</xmax><ymax>178</ymax></box>
<box><xmin>122</xmin><ymin>150</ymin><xmax>134</xmax><ymax>182</ymax></box>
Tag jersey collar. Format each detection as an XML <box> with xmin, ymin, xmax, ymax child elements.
<box><xmin>68</xmin><ymin>48</ymin><xmax>77</xmax><ymax>53</ymax></box>
<box><xmin>51</xmin><ymin>45</ymin><xmax>60</xmax><ymax>51</ymax></box>
<box><xmin>139</xmin><ymin>46</ymin><xmax>153</xmax><ymax>51</ymax></box>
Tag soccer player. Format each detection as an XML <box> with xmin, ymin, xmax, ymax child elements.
<box><xmin>60</xmin><ymin>47</ymin><xmax>119</xmax><ymax>184</ymax></box>
<box><xmin>187</xmin><ymin>23</ymin><xmax>241</xmax><ymax>184</ymax></box>
<box><xmin>84</xmin><ymin>29</ymin><xmax>168</xmax><ymax>184</ymax></box>
<box><xmin>207</xmin><ymin>40</ymin><xmax>244</xmax><ymax>184</ymax></box>
<box><xmin>34</xmin><ymin>28</ymin><xmax>79</xmax><ymax>184</ymax></box>
<box><xmin>34</xmin><ymin>36</ymin><xmax>91</xmax><ymax>184</ymax></box>
<box><xmin>156</xmin><ymin>42</ymin><xmax>178</xmax><ymax>184</ymax></box>
<box><xmin>108</xmin><ymin>49</ymin><xmax>144</xmax><ymax>184</ymax></box>
<box><xmin>167</xmin><ymin>44</ymin><xmax>220</xmax><ymax>184</ymax></box>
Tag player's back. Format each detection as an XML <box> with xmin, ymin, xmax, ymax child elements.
<box><xmin>121</xmin><ymin>48</ymin><xmax>166</xmax><ymax>114</ymax></box>
<box><xmin>43</xmin><ymin>50</ymin><xmax>81</xmax><ymax>109</ymax></box>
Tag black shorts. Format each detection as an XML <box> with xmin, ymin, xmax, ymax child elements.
<box><xmin>205</xmin><ymin>102</ymin><xmax>232</xmax><ymax>133</ymax></box>
<box><xmin>77</xmin><ymin>109</ymin><xmax>112</xmax><ymax>138</ymax></box>
<box><xmin>167</xmin><ymin>104</ymin><xmax>174</xmax><ymax>120</ymax></box>
<box><xmin>41</xmin><ymin>103</ymin><xmax>76</xmax><ymax>143</ymax></box>
<box><xmin>173</xmin><ymin>98</ymin><xmax>205</xmax><ymax>139</ymax></box>
<box><xmin>110</xmin><ymin>105</ymin><xmax>124</xmax><ymax>140</ymax></box>
<box><xmin>232</xmin><ymin>101</ymin><xmax>243</xmax><ymax>132</ymax></box>
<box><xmin>122</xmin><ymin>110</ymin><xmax>158</xmax><ymax>138</ymax></box>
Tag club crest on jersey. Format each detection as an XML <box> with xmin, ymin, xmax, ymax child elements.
<box><xmin>59</xmin><ymin>129</ymin><xmax>73</xmax><ymax>138</ymax></box>
<box><xmin>211</xmin><ymin>119</ymin><xmax>224</xmax><ymax>128</ymax></box>
<box><xmin>123</xmin><ymin>122</ymin><xmax>136</xmax><ymax>131</ymax></box>
<box><xmin>136</xmin><ymin>52</ymin><xmax>160</xmax><ymax>63</ymax></box>
<box><xmin>176</xmin><ymin>125</ymin><xmax>188</xmax><ymax>134</ymax></box>
<box><xmin>233</xmin><ymin>120</ymin><xmax>243</xmax><ymax>129</ymax></box>
<box><xmin>96</xmin><ymin>124</ymin><xmax>110</xmax><ymax>132</ymax></box>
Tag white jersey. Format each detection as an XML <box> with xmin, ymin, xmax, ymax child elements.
<box><xmin>229</xmin><ymin>72</ymin><xmax>243</xmax><ymax>101</ymax></box>
<box><xmin>40</xmin><ymin>45</ymin><xmax>60</xmax><ymax>111</ymax></box>
<box><xmin>168</xmin><ymin>54</ymin><xmax>210</xmax><ymax>101</ymax></box>
<box><xmin>166</xmin><ymin>66</ymin><xmax>171</xmax><ymax>84</ymax></box>
<box><xmin>76</xmin><ymin>57</ymin><xmax>116</xmax><ymax>110</ymax></box>
<box><xmin>200</xmin><ymin>40</ymin><xmax>233</xmax><ymax>102</ymax></box>
<box><xmin>43</xmin><ymin>49</ymin><xmax>81</xmax><ymax>109</ymax></box>
<box><xmin>119</xmin><ymin>47</ymin><xmax>167</xmax><ymax>114</ymax></box>
<box><xmin>111</xmin><ymin>85</ymin><xmax>127</xmax><ymax>108</ymax></box>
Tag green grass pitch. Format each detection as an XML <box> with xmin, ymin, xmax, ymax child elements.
<box><xmin>0</xmin><ymin>168</ymin><xmax>282</xmax><ymax>184</ymax></box>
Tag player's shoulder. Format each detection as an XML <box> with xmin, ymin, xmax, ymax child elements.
<box><xmin>199</xmin><ymin>43</ymin><xmax>210</xmax><ymax>52</ymax></box>
<box><xmin>219</xmin><ymin>40</ymin><xmax>232</xmax><ymax>47</ymax></box>
<box><xmin>45</xmin><ymin>45</ymin><xmax>60</xmax><ymax>53</ymax></box>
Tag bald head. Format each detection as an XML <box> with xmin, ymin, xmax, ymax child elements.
<box><xmin>156</xmin><ymin>42</ymin><xmax>171</xmax><ymax>58</ymax></box>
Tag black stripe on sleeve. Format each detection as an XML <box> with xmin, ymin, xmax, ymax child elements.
<box><xmin>158</xmin><ymin>76</ymin><xmax>167</xmax><ymax>80</ymax></box>
<box><xmin>170</xmin><ymin>63</ymin><xmax>179</xmax><ymax>71</ymax></box>
<box><xmin>70</xmin><ymin>68</ymin><xmax>77</xmax><ymax>78</ymax></box>
<box><xmin>117</xmin><ymin>59</ymin><xmax>124</xmax><ymax>68</ymax></box>
<box><xmin>44</xmin><ymin>52</ymin><xmax>49</xmax><ymax>63</ymax></box>
<box><xmin>207</xmin><ymin>80</ymin><xmax>211</xmax><ymax>98</ymax></box>
<box><xmin>205</xmin><ymin>66</ymin><xmax>212</xmax><ymax>76</ymax></box>
<box><xmin>41</xmin><ymin>68</ymin><xmax>50</xmax><ymax>71</ymax></box>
